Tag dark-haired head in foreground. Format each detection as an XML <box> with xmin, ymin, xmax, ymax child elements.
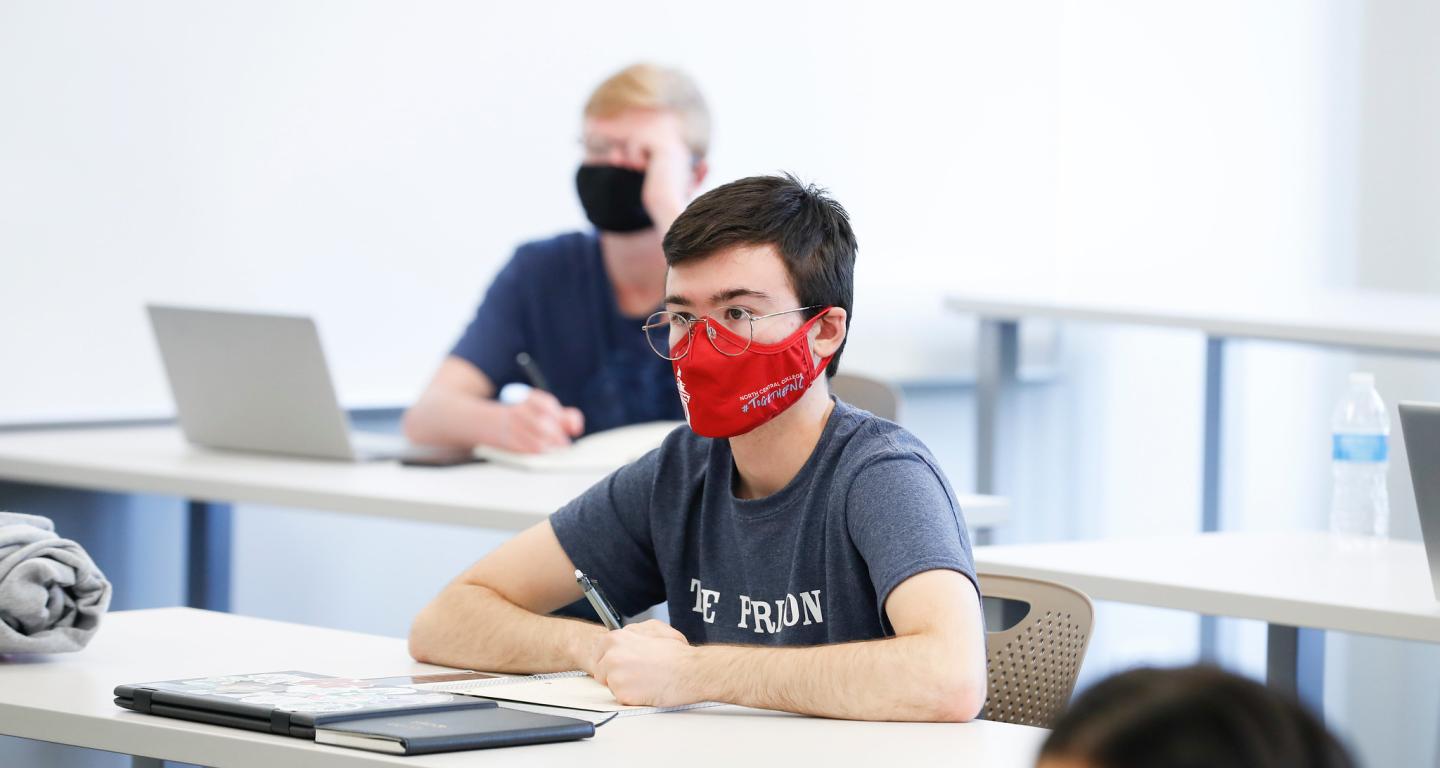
<box><xmin>1038</xmin><ymin>666</ymin><xmax>1355</xmax><ymax>768</ymax></box>
<box><xmin>662</xmin><ymin>172</ymin><xmax>857</xmax><ymax>378</ymax></box>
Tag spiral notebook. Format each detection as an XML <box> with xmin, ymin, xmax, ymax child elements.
<box><xmin>416</xmin><ymin>671</ymin><xmax>721</xmax><ymax>718</ymax></box>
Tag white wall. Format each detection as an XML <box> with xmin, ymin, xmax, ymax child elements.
<box><xmin>0</xmin><ymin>0</ymin><xmax>1060</xmax><ymax>423</ymax></box>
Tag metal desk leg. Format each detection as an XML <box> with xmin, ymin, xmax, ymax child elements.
<box><xmin>186</xmin><ymin>500</ymin><xmax>232</xmax><ymax>612</ymax></box>
<box><xmin>1200</xmin><ymin>336</ymin><xmax>1225</xmax><ymax>659</ymax></box>
<box><xmin>976</xmin><ymin>318</ymin><xmax>1020</xmax><ymax>497</ymax></box>
<box><xmin>1266</xmin><ymin>623</ymin><xmax>1326</xmax><ymax>717</ymax></box>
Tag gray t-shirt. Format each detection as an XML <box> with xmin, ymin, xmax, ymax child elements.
<box><xmin>550</xmin><ymin>398</ymin><xmax>977</xmax><ymax>646</ymax></box>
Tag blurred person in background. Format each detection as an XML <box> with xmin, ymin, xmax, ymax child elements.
<box><xmin>405</xmin><ymin>63</ymin><xmax>709</xmax><ymax>453</ymax></box>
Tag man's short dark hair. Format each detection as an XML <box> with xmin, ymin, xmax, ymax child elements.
<box><xmin>662</xmin><ymin>173</ymin><xmax>857</xmax><ymax>377</ymax></box>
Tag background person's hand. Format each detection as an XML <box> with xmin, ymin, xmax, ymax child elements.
<box><xmin>495</xmin><ymin>390</ymin><xmax>584</xmax><ymax>453</ymax></box>
<box><xmin>628</xmin><ymin>111</ymin><xmax>695</xmax><ymax>233</ymax></box>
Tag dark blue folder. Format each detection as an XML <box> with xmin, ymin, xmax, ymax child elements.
<box><xmin>315</xmin><ymin>707</ymin><xmax>597</xmax><ymax>755</ymax></box>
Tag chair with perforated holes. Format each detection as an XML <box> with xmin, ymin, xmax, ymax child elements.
<box><xmin>977</xmin><ymin>572</ymin><xmax>1094</xmax><ymax>727</ymax></box>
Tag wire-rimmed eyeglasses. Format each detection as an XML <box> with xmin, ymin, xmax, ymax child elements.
<box><xmin>642</xmin><ymin>306</ymin><xmax>822</xmax><ymax>361</ymax></box>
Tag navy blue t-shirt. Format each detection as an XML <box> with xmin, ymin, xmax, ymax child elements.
<box><xmin>551</xmin><ymin>399</ymin><xmax>978</xmax><ymax>645</ymax></box>
<box><xmin>451</xmin><ymin>232</ymin><xmax>683</xmax><ymax>434</ymax></box>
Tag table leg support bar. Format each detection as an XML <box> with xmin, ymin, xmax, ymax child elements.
<box><xmin>186</xmin><ymin>500</ymin><xmax>233</xmax><ymax>612</ymax></box>
<box><xmin>1200</xmin><ymin>336</ymin><xmax>1225</xmax><ymax>659</ymax></box>
<box><xmin>976</xmin><ymin>319</ymin><xmax>1020</xmax><ymax>498</ymax></box>
<box><xmin>1266</xmin><ymin>623</ymin><xmax>1326</xmax><ymax>717</ymax></box>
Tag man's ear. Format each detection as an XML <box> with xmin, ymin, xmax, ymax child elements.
<box><xmin>810</xmin><ymin>307</ymin><xmax>848</xmax><ymax>361</ymax></box>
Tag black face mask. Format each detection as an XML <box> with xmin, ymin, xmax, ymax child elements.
<box><xmin>575</xmin><ymin>165</ymin><xmax>654</xmax><ymax>233</ymax></box>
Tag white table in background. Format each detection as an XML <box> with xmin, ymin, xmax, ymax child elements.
<box><xmin>975</xmin><ymin>531</ymin><xmax>1440</xmax><ymax>711</ymax></box>
<box><xmin>0</xmin><ymin>608</ymin><xmax>1048</xmax><ymax>768</ymax></box>
<box><xmin>945</xmin><ymin>287</ymin><xmax>1440</xmax><ymax>665</ymax></box>
<box><xmin>0</xmin><ymin>425</ymin><xmax>1011</xmax><ymax>608</ymax></box>
<box><xmin>945</xmin><ymin>286</ymin><xmax>1440</xmax><ymax>507</ymax></box>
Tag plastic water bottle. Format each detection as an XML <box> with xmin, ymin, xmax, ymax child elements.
<box><xmin>1330</xmin><ymin>372</ymin><xmax>1390</xmax><ymax>538</ymax></box>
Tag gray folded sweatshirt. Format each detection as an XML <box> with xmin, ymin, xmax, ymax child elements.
<box><xmin>0</xmin><ymin>512</ymin><xmax>113</xmax><ymax>654</ymax></box>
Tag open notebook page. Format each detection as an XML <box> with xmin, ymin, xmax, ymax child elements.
<box><xmin>422</xmin><ymin>672</ymin><xmax>720</xmax><ymax>717</ymax></box>
<box><xmin>473</xmin><ymin>421</ymin><xmax>684</xmax><ymax>472</ymax></box>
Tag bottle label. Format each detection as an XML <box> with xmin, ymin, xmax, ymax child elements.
<box><xmin>1333</xmin><ymin>434</ymin><xmax>1388</xmax><ymax>462</ymax></box>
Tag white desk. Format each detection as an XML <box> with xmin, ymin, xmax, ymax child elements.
<box><xmin>945</xmin><ymin>287</ymin><xmax>1440</xmax><ymax>506</ymax></box>
<box><xmin>0</xmin><ymin>608</ymin><xmax>1048</xmax><ymax>768</ymax></box>
<box><xmin>975</xmin><ymin>531</ymin><xmax>1440</xmax><ymax>708</ymax></box>
<box><xmin>945</xmin><ymin>288</ymin><xmax>1440</xmax><ymax>357</ymax></box>
<box><xmin>0</xmin><ymin>426</ymin><xmax>607</xmax><ymax>531</ymax></box>
<box><xmin>0</xmin><ymin>425</ymin><xmax>1011</xmax><ymax>608</ymax></box>
<box><xmin>945</xmin><ymin>287</ymin><xmax>1440</xmax><ymax>661</ymax></box>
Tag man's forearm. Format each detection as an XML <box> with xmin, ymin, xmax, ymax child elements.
<box><xmin>409</xmin><ymin>582</ymin><xmax>605</xmax><ymax>674</ymax></box>
<box><xmin>402</xmin><ymin>391</ymin><xmax>505</xmax><ymax>448</ymax></box>
<box><xmin>687</xmin><ymin>634</ymin><xmax>984</xmax><ymax>722</ymax></box>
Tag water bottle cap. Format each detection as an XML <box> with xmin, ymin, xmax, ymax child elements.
<box><xmin>1349</xmin><ymin>372</ymin><xmax>1375</xmax><ymax>389</ymax></box>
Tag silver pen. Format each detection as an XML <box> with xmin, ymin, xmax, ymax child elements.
<box><xmin>574</xmin><ymin>569</ymin><xmax>623</xmax><ymax>631</ymax></box>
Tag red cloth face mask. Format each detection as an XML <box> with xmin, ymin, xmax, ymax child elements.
<box><xmin>672</xmin><ymin>308</ymin><xmax>834</xmax><ymax>439</ymax></box>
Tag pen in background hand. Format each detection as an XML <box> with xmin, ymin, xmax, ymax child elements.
<box><xmin>515</xmin><ymin>352</ymin><xmax>550</xmax><ymax>392</ymax></box>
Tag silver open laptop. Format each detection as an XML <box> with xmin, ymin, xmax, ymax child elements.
<box><xmin>1399</xmin><ymin>401</ymin><xmax>1440</xmax><ymax>600</ymax></box>
<box><xmin>147</xmin><ymin>305</ymin><xmax>440</xmax><ymax>462</ymax></box>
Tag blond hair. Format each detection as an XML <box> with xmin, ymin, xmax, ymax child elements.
<box><xmin>584</xmin><ymin>63</ymin><xmax>711</xmax><ymax>158</ymax></box>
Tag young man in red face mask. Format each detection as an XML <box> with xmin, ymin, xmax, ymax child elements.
<box><xmin>403</xmin><ymin>64</ymin><xmax>708</xmax><ymax>453</ymax></box>
<box><xmin>410</xmin><ymin>175</ymin><xmax>987</xmax><ymax>722</ymax></box>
